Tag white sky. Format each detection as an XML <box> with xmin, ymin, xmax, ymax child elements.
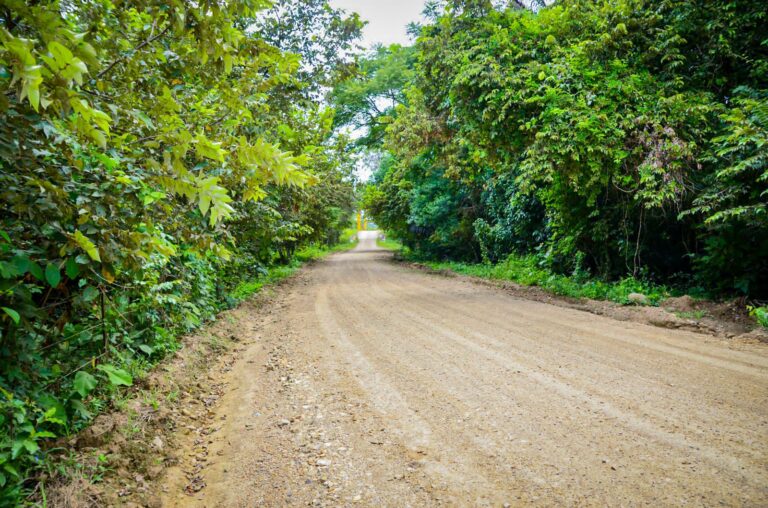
<box><xmin>329</xmin><ymin>0</ymin><xmax>428</xmax><ymax>48</ymax></box>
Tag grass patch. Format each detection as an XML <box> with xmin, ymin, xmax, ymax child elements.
<box><xmin>340</xmin><ymin>227</ymin><xmax>359</xmax><ymax>244</ymax></box>
<box><xmin>377</xmin><ymin>233</ymin><xmax>404</xmax><ymax>251</ymax></box>
<box><xmin>229</xmin><ymin>264</ymin><xmax>299</xmax><ymax>301</ymax></box>
<box><xmin>674</xmin><ymin>310</ymin><xmax>708</xmax><ymax>321</ymax></box>
<box><xmin>419</xmin><ymin>253</ymin><xmax>670</xmax><ymax>306</ymax></box>
<box><xmin>230</xmin><ymin>238</ymin><xmax>357</xmax><ymax>302</ymax></box>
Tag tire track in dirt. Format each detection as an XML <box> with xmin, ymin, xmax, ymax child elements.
<box><xmin>161</xmin><ymin>231</ymin><xmax>768</xmax><ymax>507</ymax></box>
<box><xmin>366</xmin><ymin>274</ymin><xmax>768</xmax><ymax>466</ymax></box>
<box><xmin>321</xmin><ymin>254</ymin><xmax>766</xmax><ymax>503</ymax></box>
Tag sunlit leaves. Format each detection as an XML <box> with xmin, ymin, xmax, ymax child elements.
<box><xmin>689</xmin><ymin>88</ymin><xmax>768</xmax><ymax>228</ymax></box>
<box><xmin>18</xmin><ymin>65</ymin><xmax>43</xmax><ymax>111</ymax></box>
<box><xmin>1</xmin><ymin>307</ymin><xmax>20</xmax><ymax>324</ymax></box>
<box><xmin>72</xmin><ymin>231</ymin><xmax>101</xmax><ymax>262</ymax></box>
<box><xmin>2</xmin><ymin>32</ymin><xmax>43</xmax><ymax>110</ymax></box>
<box><xmin>69</xmin><ymin>98</ymin><xmax>111</xmax><ymax>148</ymax></box>
<box><xmin>365</xmin><ymin>0</ymin><xmax>767</xmax><ymax>294</ymax></box>
<box><xmin>0</xmin><ymin>0</ymin><xmax>359</xmax><ymax>500</ymax></box>
<box><xmin>196</xmin><ymin>176</ymin><xmax>234</xmax><ymax>226</ymax></box>
<box><xmin>237</xmin><ymin>137</ymin><xmax>311</xmax><ymax>190</ymax></box>
<box><xmin>194</xmin><ymin>134</ymin><xmax>227</xmax><ymax>162</ymax></box>
<box><xmin>41</xmin><ymin>41</ymin><xmax>89</xmax><ymax>86</ymax></box>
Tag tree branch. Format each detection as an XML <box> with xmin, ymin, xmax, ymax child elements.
<box><xmin>96</xmin><ymin>21</ymin><xmax>172</xmax><ymax>80</ymax></box>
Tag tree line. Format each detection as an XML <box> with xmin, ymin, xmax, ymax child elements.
<box><xmin>351</xmin><ymin>0</ymin><xmax>767</xmax><ymax>298</ymax></box>
<box><xmin>0</xmin><ymin>0</ymin><xmax>362</xmax><ymax>501</ymax></box>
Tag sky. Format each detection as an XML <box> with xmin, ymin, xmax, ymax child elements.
<box><xmin>329</xmin><ymin>0</ymin><xmax>427</xmax><ymax>48</ymax></box>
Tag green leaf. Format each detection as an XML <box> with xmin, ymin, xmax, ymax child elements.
<box><xmin>194</xmin><ymin>134</ymin><xmax>226</xmax><ymax>161</ymax></box>
<box><xmin>41</xmin><ymin>406</ymin><xmax>65</xmax><ymax>425</ymax></box>
<box><xmin>11</xmin><ymin>439</ymin><xmax>39</xmax><ymax>459</ymax></box>
<box><xmin>73</xmin><ymin>230</ymin><xmax>101</xmax><ymax>262</ymax></box>
<box><xmin>1</xmin><ymin>307</ymin><xmax>19</xmax><ymax>324</ymax></box>
<box><xmin>65</xmin><ymin>257</ymin><xmax>80</xmax><ymax>279</ymax></box>
<box><xmin>22</xmin><ymin>439</ymin><xmax>39</xmax><ymax>454</ymax></box>
<box><xmin>134</xmin><ymin>110</ymin><xmax>154</xmax><ymax>129</ymax></box>
<box><xmin>29</xmin><ymin>262</ymin><xmax>44</xmax><ymax>281</ymax></box>
<box><xmin>45</xmin><ymin>263</ymin><xmax>61</xmax><ymax>287</ymax></box>
<box><xmin>82</xmin><ymin>285</ymin><xmax>99</xmax><ymax>302</ymax></box>
<box><xmin>20</xmin><ymin>65</ymin><xmax>43</xmax><ymax>111</ymax></box>
<box><xmin>10</xmin><ymin>442</ymin><xmax>23</xmax><ymax>460</ymax></box>
<box><xmin>48</xmin><ymin>41</ymin><xmax>73</xmax><ymax>69</ymax></box>
<box><xmin>90</xmin><ymin>129</ymin><xmax>107</xmax><ymax>149</ymax></box>
<box><xmin>73</xmin><ymin>371</ymin><xmax>98</xmax><ymax>397</ymax></box>
<box><xmin>196</xmin><ymin>176</ymin><xmax>234</xmax><ymax>225</ymax></box>
<box><xmin>97</xmin><ymin>364</ymin><xmax>133</xmax><ymax>386</ymax></box>
<box><xmin>11</xmin><ymin>255</ymin><xmax>30</xmax><ymax>274</ymax></box>
<box><xmin>70</xmin><ymin>399</ymin><xmax>92</xmax><ymax>419</ymax></box>
<box><xmin>3</xmin><ymin>463</ymin><xmax>19</xmax><ymax>479</ymax></box>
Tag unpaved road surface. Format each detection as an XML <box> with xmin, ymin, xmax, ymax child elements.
<box><xmin>163</xmin><ymin>232</ymin><xmax>768</xmax><ymax>507</ymax></box>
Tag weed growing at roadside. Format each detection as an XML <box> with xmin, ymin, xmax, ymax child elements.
<box><xmin>675</xmin><ymin>310</ymin><xmax>709</xmax><ymax>321</ymax></box>
<box><xmin>377</xmin><ymin>235</ymin><xmax>405</xmax><ymax>251</ymax></box>
<box><xmin>749</xmin><ymin>306</ymin><xmax>768</xmax><ymax>328</ymax></box>
<box><xmin>418</xmin><ymin>253</ymin><xmax>670</xmax><ymax>306</ymax></box>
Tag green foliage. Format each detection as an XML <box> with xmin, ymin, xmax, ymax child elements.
<box><xmin>749</xmin><ymin>306</ymin><xmax>768</xmax><ymax>329</ymax></box>
<box><xmin>377</xmin><ymin>235</ymin><xmax>404</xmax><ymax>252</ymax></box>
<box><xmin>256</xmin><ymin>0</ymin><xmax>365</xmax><ymax>91</ymax></box>
<box><xmin>421</xmin><ymin>254</ymin><xmax>669</xmax><ymax>305</ymax></box>
<box><xmin>675</xmin><ymin>310</ymin><xmax>708</xmax><ymax>321</ymax></box>
<box><xmin>332</xmin><ymin>45</ymin><xmax>415</xmax><ymax>147</ymax></box>
<box><xmin>347</xmin><ymin>0</ymin><xmax>768</xmax><ymax>298</ymax></box>
<box><xmin>0</xmin><ymin>0</ymin><xmax>359</xmax><ymax>501</ymax></box>
<box><xmin>229</xmin><ymin>240</ymin><xmax>354</xmax><ymax>302</ymax></box>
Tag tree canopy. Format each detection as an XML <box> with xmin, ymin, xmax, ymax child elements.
<box><xmin>0</xmin><ymin>0</ymin><xmax>360</xmax><ymax>501</ymax></box>
<box><xmin>354</xmin><ymin>0</ymin><xmax>767</xmax><ymax>295</ymax></box>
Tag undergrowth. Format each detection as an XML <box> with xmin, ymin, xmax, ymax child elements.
<box><xmin>230</xmin><ymin>238</ymin><xmax>357</xmax><ymax>301</ymax></box>
<box><xmin>749</xmin><ymin>306</ymin><xmax>768</xmax><ymax>328</ymax></box>
<box><xmin>377</xmin><ymin>235</ymin><xmax>404</xmax><ymax>251</ymax></box>
<box><xmin>419</xmin><ymin>254</ymin><xmax>670</xmax><ymax>306</ymax></box>
<box><xmin>3</xmin><ymin>238</ymin><xmax>353</xmax><ymax>505</ymax></box>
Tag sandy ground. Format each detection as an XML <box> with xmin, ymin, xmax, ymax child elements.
<box><xmin>161</xmin><ymin>231</ymin><xmax>768</xmax><ymax>507</ymax></box>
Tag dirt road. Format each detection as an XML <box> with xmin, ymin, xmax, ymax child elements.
<box><xmin>163</xmin><ymin>231</ymin><xmax>768</xmax><ymax>507</ymax></box>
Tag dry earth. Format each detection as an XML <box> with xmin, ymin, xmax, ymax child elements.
<box><xmin>157</xmin><ymin>231</ymin><xmax>768</xmax><ymax>507</ymax></box>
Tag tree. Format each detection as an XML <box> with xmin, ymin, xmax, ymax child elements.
<box><xmin>332</xmin><ymin>44</ymin><xmax>415</xmax><ymax>148</ymax></box>
<box><xmin>254</xmin><ymin>0</ymin><xmax>365</xmax><ymax>94</ymax></box>
<box><xmin>0</xmin><ymin>0</ymin><xmax>358</xmax><ymax>500</ymax></box>
<box><xmin>357</xmin><ymin>0</ymin><xmax>768</xmax><ymax>294</ymax></box>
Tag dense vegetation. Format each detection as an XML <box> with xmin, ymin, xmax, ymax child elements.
<box><xmin>0</xmin><ymin>0</ymin><xmax>362</xmax><ymax>501</ymax></box>
<box><xmin>352</xmin><ymin>0</ymin><xmax>767</xmax><ymax>300</ymax></box>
